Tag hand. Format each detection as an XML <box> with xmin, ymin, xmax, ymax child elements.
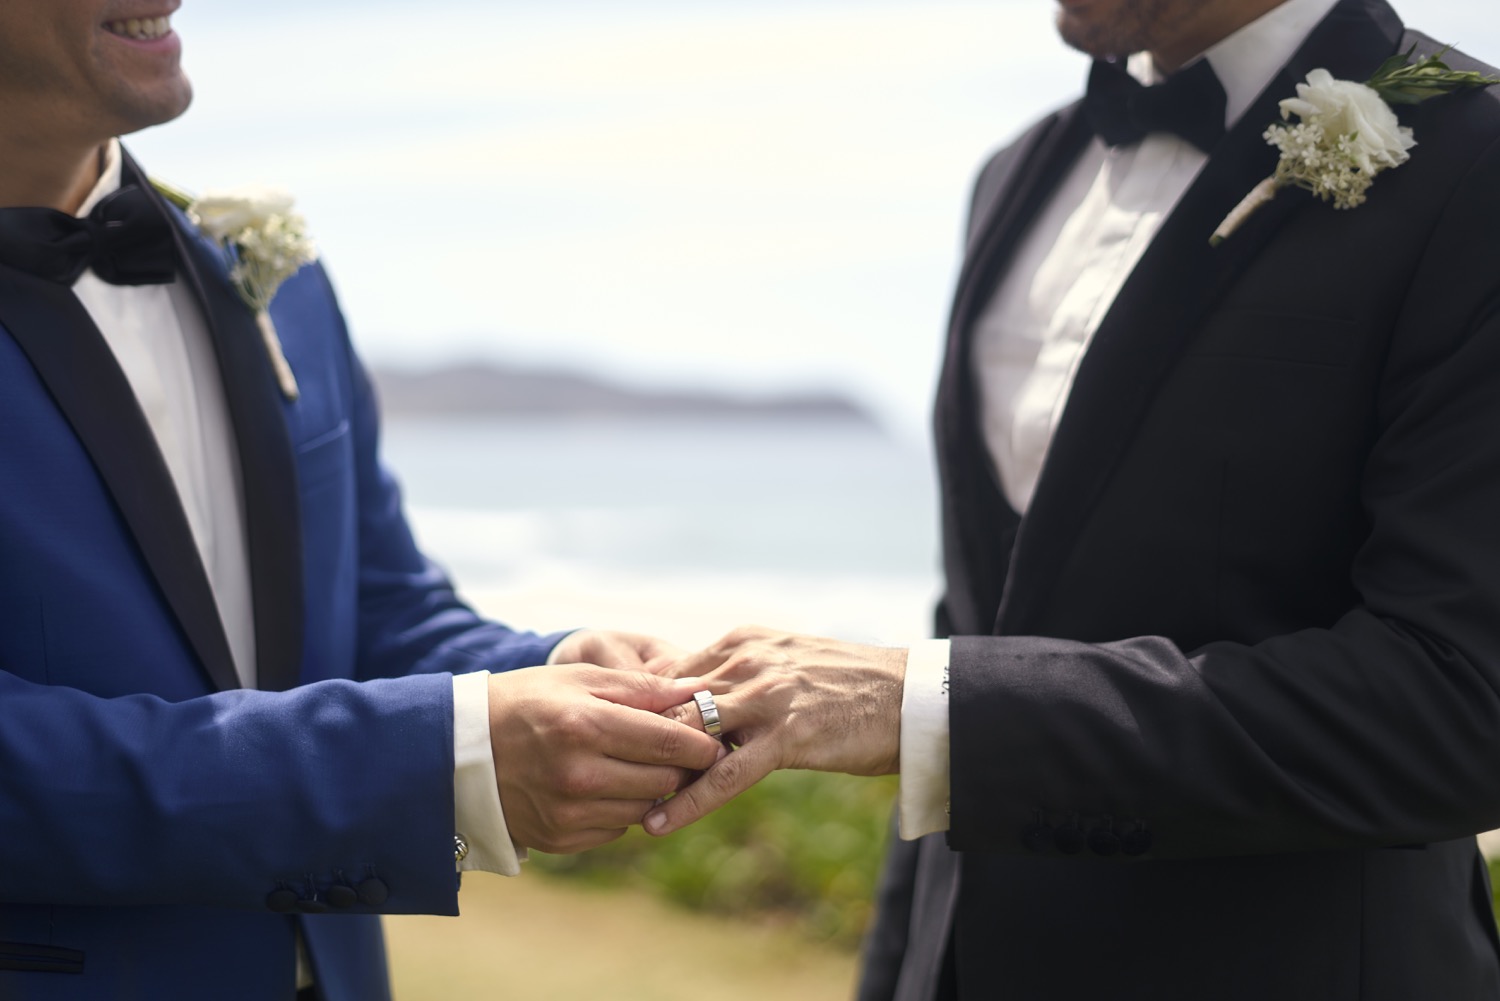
<box><xmin>642</xmin><ymin>626</ymin><xmax>906</xmax><ymax>837</ymax></box>
<box><xmin>550</xmin><ymin>629</ymin><xmax>684</xmax><ymax>673</ymax></box>
<box><xmin>489</xmin><ymin>665</ymin><xmax>723</xmax><ymax>854</ymax></box>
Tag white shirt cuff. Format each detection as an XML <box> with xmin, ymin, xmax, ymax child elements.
<box><xmin>898</xmin><ymin>639</ymin><xmax>951</xmax><ymax>840</ymax></box>
<box><xmin>452</xmin><ymin>671</ymin><xmax>524</xmax><ymax>876</ymax></box>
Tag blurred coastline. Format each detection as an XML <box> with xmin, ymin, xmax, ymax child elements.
<box><xmin>379</xmin><ymin>394</ymin><xmax>943</xmax><ymax>651</ymax></box>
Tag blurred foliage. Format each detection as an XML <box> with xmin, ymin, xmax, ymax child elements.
<box><xmin>533</xmin><ymin>771</ymin><xmax>898</xmax><ymax>947</ymax></box>
<box><xmin>1490</xmin><ymin>857</ymin><xmax>1500</xmax><ymax>926</ymax></box>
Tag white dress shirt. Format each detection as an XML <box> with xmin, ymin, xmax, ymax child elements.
<box><xmin>72</xmin><ymin>142</ymin><xmax>519</xmax><ymax>875</ymax></box>
<box><xmin>898</xmin><ymin>0</ymin><xmax>1342</xmax><ymax>839</ymax></box>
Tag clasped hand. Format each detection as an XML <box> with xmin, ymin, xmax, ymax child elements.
<box><xmin>645</xmin><ymin>626</ymin><xmax>906</xmax><ymax>836</ymax></box>
<box><xmin>487</xmin><ymin>630</ymin><xmax>721</xmax><ymax>854</ymax></box>
<box><xmin>489</xmin><ymin>626</ymin><xmax>904</xmax><ymax>853</ymax></box>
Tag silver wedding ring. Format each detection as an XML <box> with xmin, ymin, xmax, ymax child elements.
<box><xmin>692</xmin><ymin>690</ymin><xmax>723</xmax><ymax>738</ymax></box>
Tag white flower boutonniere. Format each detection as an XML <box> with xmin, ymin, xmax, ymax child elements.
<box><xmin>1211</xmin><ymin>47</ymin><xmax>1499</xmax><ymax>246</ymax></box>
<box><xmin>153</xmin><ymin>179</ymin><xmax>317</xmax><ymax>400</ymax></box>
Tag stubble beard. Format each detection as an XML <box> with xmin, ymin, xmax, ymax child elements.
<box><xmin>1055</xmin><ymin>0</ymin><xmax>1187</xmax><ymax>60</ymax></box>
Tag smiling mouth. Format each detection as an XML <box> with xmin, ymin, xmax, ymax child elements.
<box><xmin>104</xmin><ymin>16</ymin><xmax>172</xmax><ymax>41</ymax></box>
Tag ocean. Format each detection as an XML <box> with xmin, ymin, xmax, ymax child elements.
<box><xmin>380</xmin><ymin>415</ymin><xmax>943</xmax><ymax>651</ymax></box>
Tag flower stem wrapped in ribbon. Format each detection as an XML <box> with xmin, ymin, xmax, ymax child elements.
<box><xmin>1211</xmin><ymin>47</ymin><xmax>1499</xmax><ymax>246</ymax></box>
<box><xmin>152</xmin><ymin>179</ymin><xmax>317</xmax><ymax>400</ymax></box>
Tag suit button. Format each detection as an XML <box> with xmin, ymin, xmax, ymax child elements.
<box><xmin>1054</xmin><ymin>824</ymin><xmax>1086</xmax><ymax>855</ymax></box>
<box><xmin>1022</xmin><ymin>822</ymin><xmax>1054</xmax><ymax>853</ymax></box>
<box><xmin>1122</xmin><ymin>827</ymin><xmax>1153</xmax><ymax>856</ymax></box>
<box><xmin>1087</xmin><ymin>827</ymin><xmax>1121</xmax><ymax>856</ymax></box>
<box><xmin>327</xmin><ymin>883</ymin><xmax>359</xmax><ymax>909</ymax></box>
<box><xmin>357</xmin><ymin>877</ymin><xmax>390</xmax><ymax>907</ymax></box>
<box><xmin>266</xmin><ymin>888</ymin><xmax>299</xmax><ymax>913</ymax></box>
<box><xmin>297</xmin><ymin>896</ymin><xmax>330</xmax><ymax>914</ymax></box>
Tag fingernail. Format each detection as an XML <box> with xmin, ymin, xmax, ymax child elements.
<box><xmin>679</xmin><ymin>677</ymin><xmax>705</xmax><ymax>689</ymax></box>
<box><xmin>715</xmin><ymin>744</ymin><xmax>729</xmax><ymax>762</ymax></box>
<box><xmin>644</xmin><ymin>811</ymin><xmax>667</xmax><ymax>835</ymax></box>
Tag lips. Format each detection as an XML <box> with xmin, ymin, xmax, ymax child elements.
<box><xmin>103</xmin><ymin>16</ymin><xmax>172</xmax><ymax>41</ymax></box>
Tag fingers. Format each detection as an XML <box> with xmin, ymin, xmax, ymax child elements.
<box><xmin>554</xmin><ymin>630</ymin><xmax>686</xmax><ymax>672</ymax></box>
<box><xmin>660</xmin><ymin>690</ymin><xmax>752</xmax><ymax>741</ymax></box>
<box><xmin>634</xmin><ymin>635</ymin><xmax>687</xmax><ymax>665</ymax></box>
<box><xmin>585</xmin><ymin>667</ymin><xmax>710</xmax><ymax>715</ymax></box>
<box><xmin>590</xmin><ymin>702</ymin><xmax>723</xmax><ymax>771</ymax></box>
<box><xmin>643</xmin><ymin>741</ymin><xmax>776</xmax><ymax>836</ymax></box>
<box><xmin>660</xmin><ymin>701</ymin><xmax>703</xmax><ymax>732</ymax></box>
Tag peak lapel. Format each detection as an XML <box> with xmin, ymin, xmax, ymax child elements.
<box><xmin>129</xmin><ymin>154</ymin><xmax>307</xmax><ymax>694</ymax></box>
<box><xmin>0</xmin><ymin>263</ymin><xmax>241</xmax><ymax>692</ymax></box>
<box><xmin>995</xmin><ymin>0</ymin><xmax>1406</xmax><ymax>635</ymax></box>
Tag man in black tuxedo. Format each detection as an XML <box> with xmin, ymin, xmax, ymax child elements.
<box><xmin>647</xmin><ymin>0</ymin><xmax>1500</xmax><ymax>996</ymax></box>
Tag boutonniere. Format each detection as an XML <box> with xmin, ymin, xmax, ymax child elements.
<box><xmin>1211</xmin><ymin>47</ymin><xmax>1499</xmax><ymax>246</ymax></box>
<box><xmin>152</xmin><ymin>179</ymin><xmax>317</xmax><ymax>401</ymax></box>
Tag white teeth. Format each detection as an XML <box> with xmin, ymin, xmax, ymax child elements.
<box><xmin>105</xmin><ymin>15</ymin><xmax>171</xmax><ymax>40</ymax></box>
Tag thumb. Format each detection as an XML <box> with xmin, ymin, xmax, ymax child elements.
<box><xmin>588</xmin><ymin>670</ymin><xmax>710</xmax><ymax>714</ymax></box>
<box><xmin>644</xmin><ymin>742</ymin><xmax>774</xmax><ymax>835</ymax></box>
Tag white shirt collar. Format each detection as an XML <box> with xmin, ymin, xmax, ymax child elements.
<box><xmin>1128</xmin><ymin>0</ymin><xmax>1344</xmax><ymax>128</ymax></box>
<box><xmin>75</xmin><ymin>139</ymin><xmax>124</xmax><ymax>218</ymax></box>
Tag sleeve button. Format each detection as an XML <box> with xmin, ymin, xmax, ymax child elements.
<box><xmin>1087</xmin><ymin>827</ymin><xmax>1121</xmax><ymax>856</ymax></box>
<box><xmin>327</xmin><ymin>883</ymin><xmax>359</xmax><ymax>909</ymax></box>
<box><xmin>1122</xmin><ymin>827</ymin><xmax>1153</xmax><ymax>856</ymax></box>
<box><xmin>266</xmin><ymin>888</ymin><xmax>299</xmax><ymax>913</ymax></box>
<box><xmin>1054</xmin><ymin>824</ymin><xmax>1086</xmax><ymax>855</ymax></box>
<box><xmin>1022</xmin><ymin>822</ymin><xmax>1054</xmax><ymax>853</ymax></box>
<box><xmin>357</xmin><ymin>877</ymin><xmax>390</xmax><ymax>907</ymax></box>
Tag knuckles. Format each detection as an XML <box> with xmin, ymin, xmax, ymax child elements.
<box><xmin>553</xmin><ymin>761</ymin><xmax>602</xmax><ymax>799</ymax></box>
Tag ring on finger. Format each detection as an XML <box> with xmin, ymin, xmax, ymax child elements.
<box><xmin>692</xmin><ymin>690</ymin><xmax>723</xmax><ymax>738</ymax></box>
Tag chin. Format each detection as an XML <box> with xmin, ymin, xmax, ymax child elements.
<box><xmin>112</xmin><ymin>78</ymin><xmax>193</xmax><ymax>135</ymax></box>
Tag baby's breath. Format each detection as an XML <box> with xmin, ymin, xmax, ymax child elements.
<box><xmin>1265</xmin><ymin>121</ymin><xmax>1375</xmax><ymax>210</ymax></box>
<box><xmin>223</xmin><ymin>212</ymin><xmax>317</xmax><ymax>313</ymax></box>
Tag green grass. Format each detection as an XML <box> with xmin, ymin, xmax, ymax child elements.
<box><xmin>534</xmin><ymin>771</ymin><xmax>898</xmax><ymax>947</ymax></box>
<box><xmin>1489</xmin><ymin>857</ymin><xmax>1500</xmax><ymax>926</ymax></box>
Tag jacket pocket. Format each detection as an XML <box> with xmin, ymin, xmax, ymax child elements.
<box><xmin>0</xmin><ymin>942</ymin><xmax>84</xmax><ymax>974</ymax></box>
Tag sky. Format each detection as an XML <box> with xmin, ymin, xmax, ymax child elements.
<box><xmin>129</xmin><ymin>0</ymin><xmax>1500</xmax><ymax>435</ymax></box>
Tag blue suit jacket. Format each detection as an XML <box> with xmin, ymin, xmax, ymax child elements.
<box><xmin>0</xmin><ymin>152</ymin><xmax>563</xmax><ymax>1000</ymax></box>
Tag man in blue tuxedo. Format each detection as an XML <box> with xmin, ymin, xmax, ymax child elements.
<box><xmin>648</xmin><ymin>0</ymin><xmax>1500</xmax><ymax>997</ymax></box>
<box><xmin>0</xmin><ymin>3</ymin><xmax>725</xmax><ymax>999</ymax></box>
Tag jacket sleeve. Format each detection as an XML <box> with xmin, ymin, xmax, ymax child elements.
<box><xmin>0</xmin><ymin>668</ymin><xmax>464</xmax><ymax>913</ymax></box>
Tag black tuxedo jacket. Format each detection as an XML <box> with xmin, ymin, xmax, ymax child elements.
<box><xmin>860</xmin><ymin>2</ymin><xmax>1500</xmax><ymax>998</ymax></box>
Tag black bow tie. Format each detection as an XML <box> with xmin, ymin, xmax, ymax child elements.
<box><xmin>0</xmin><ymin>183</ymin><xmax>177</xmax><ymax>286</ymax></box>
<box><xmin>1083</xmin><ymin>57</ymin><xmax>1227</xmax><ymax>154</ymax></box>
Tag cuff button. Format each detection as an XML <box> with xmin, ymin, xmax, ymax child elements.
<box><xmin>1122</xmin><ymin>827</ymin><xmax>1153</xmax><ymax>856</ymax></box>
<box><xmin>357</xmin><ymin>877</ymin><xmax>390</xmax><ymax>907</ymax></box>
<box><xmin>1087</xmin><ymin>827</ymin><xmax>1121</xmax><ymax>856</ymax></box>
<box><xmin>1054</xmin><ymin>824</ymin><xmax>1086</xmax><ymax>855</ymax></box>
<box><xmin>266</xmin><ymin>888</ymin><xmax>299</xmax><ymax>913</ymax></box>
<box><xmin>1022</xmin><ymin>822</ymin><xmax>1054</xmax><ymax>853</ymax></box>
<box><xmin>327</xmin><ymin>883</ymin><xmax>358</xmax><ymax>909</ymax></box>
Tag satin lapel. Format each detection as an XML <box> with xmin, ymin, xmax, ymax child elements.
<box><xmin>935</xmin><ymin>105</ymin><xmax>1092</xmax><ymax>634</ymax></box>
<box><xmin>995</xmin><ymin>0</ymin><xmax>1405</xmax><ymax>635</ymax></box>
<box><xmin>128</xmin><ymin>154</ymin><xmax>306</xmax><ymax>693</ymax></box>
<box><xmin>0</xmin><ymin>264</ymin><xmax>241</xmax><ymax>692</ymax></box>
